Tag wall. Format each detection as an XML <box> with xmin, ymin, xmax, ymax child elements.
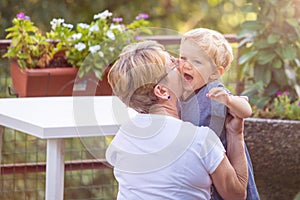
<box><xmin>245</xmin><ymin>118</ymin><xmax>300</xmax><ymax>200</ymax></box>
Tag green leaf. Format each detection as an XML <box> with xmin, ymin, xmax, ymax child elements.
<box><xmin>241</xmin><ymin>4</ymin><xmax>255</xmax><ymax>13</ymax></box>
<box><xmin>5</xmin><ymin>32</ymin><xmax>20</xmax><ymax>39</ymax></box>
<box><xmin>255</xmin><ymin>96</ymin><xmax>270</xmax><ymax>109</ymax></box>
<box><xmin>257</xmin><ymin>51</ymin><xmax>276</xmax><ymax>65</ymax></box>
<box><xmin>94</xmin><ymin>70</ymin><xmax>102</xmax><ymax>79</ymax></box>
<box><xmin>255</xmin><ymin>39</ymin><xmax>272</xmax><ymax>49</ymax></box>
<box><xmin>281</xmin><ymin>46</ymin><xmax>297</xmax><ymax>60</ymax></box>
<box><xmin>238</xmin><ymin>51</ymin><xmax>257</xmax><ymax>65</ymax></box>
<box><xmin>286</xmin><ymin>18</ymin><xmax>299</xmax><ymax>28</ymax></box>
<box><xmin>241</xmin><ymin>81</ymin><xmax>263</xmax><ymax>96</ymax></box>
<box><xmin>17</xmin><ymin>53</ymin><xmax>29</xmax><ymax>59</ymax></box>
<box><xmin>238</xmin><ymin>36</ymin><xmax>254</xmax><ymax>48</ymax></box>
<box><xmin>5</xmin><ymin>26</ymin><xmax>19</xmax><ymax>32</ymax></box>
<box><xmin>273</xmin><ymin>59</ymin><xmax>282</xmax><ymax>69</ymax></box>
<box><xmin>254</xmin><ymin>65</ymin><xmax>271</xmax><ymax>85</ymax></box>
<box><xmin>267</xmin><ymin>34</ymin><xmax>280</xmax><ymax>44</ymax></box>
<box><xmin>265</xmin><ymin>81</ymin><xmax>280</xmax><ymax>96</ymax></box>
<box><xmin>241</xmin><ymin>21</ymin><xmax>263</xmax><ymax>31</ymax></box>
<box><xmin>273</xmin><ymin>68</ymin><xmax>288</xmax><ymax>86</ymax></box>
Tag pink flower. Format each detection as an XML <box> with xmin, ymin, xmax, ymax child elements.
<box><xmin>136</xmin><ymin>13</ymin><xmax>149</xmax><ymax>20</ymax></box>
<box><xmin>112</xmin><ymin>17</ymin><xmax>123</xmax><ymax>23</ymax></box>
<box><xmin>276</xmin><ymin>91</ymin><xmax>282</xmax><ymax>96</ymax></box>
<box><xmin>283</xmin><ymin>91</ymin><xmax>289</xmax><ymax>95</ymax></box>
<box><xmin>298</xmin><ymin>101</ymin><xmax>300</xmax><ymax>107</ymax></box>
<box><xmin>16</xmin><ymin>12</ymin><xmax>30</xmax><ymax>20</ymax></box>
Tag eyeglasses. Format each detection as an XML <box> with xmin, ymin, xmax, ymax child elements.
<box><xmin>155</xmin><ymin>56</ymin><xmax>179</xmax><ymax>85</ymax></box>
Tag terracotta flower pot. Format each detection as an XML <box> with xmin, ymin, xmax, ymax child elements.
<box><xmin>72</xmin><ymin>66</ymin><xmax>113</xmax><ymax>96</ymax></box>
<box><xmin>9</xmin><ymin>60</ymin><xmax>112</xmax><ymax>97</ymax></box>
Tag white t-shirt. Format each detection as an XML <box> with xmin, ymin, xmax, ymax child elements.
<box><xmin>106</xmin><ymin>114</ymin><xmax>225</xmax><ymax>200</ymax></box>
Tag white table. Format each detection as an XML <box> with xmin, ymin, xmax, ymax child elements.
<box><xmin>0</xmin><ymin>96</ymin><xmax>132</xmax><ymax>200</ymax></box>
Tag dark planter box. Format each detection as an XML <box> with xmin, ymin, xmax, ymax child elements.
<box><xmin>9</xmin><ymin>60</ymin><xmax>112</xmax><ymax>97</ymax></box>
<box><xmin>245</xmin><ymin>118</ymin><xmax>300</xmax><ymax>200</ymax></box>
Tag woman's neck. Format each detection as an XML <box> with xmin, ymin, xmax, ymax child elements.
<box><xmin>149</xmin><ymin>102</ymin><xmax>179</xmax><ymax>119</ymax></box>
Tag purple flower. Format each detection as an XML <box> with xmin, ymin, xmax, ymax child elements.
<box><xmin>283</xmin><ymin>91</ymin><xmax>289</xmax><ymax>95</ymax></box>
<box><xmin>135</xmin><ymin>36</ymin><xmax>142</xmax><ymax>40</ymax></box>
<box><xmin>276</xmin><ymin>91</ymin><xmax>282</xmax><ymax>97</ymax></box>
<box><xmin>112</xmin><ymin>17</ymin><xmax>123</xmax><ymax>23</ymax></box>
<box><xmin>16</xmin><ymin>12</ymin><xmax>30</xmax><ymax>20</ymax></box>
<box><xmin>298</xmin><ymin>101</ymin><xmax>300</xmax><ymax>107</ymax></box>
<box><xmin>136</xmin><ymin>13</ymin><xmax>149</xmax><ymax>20</ymax></box>
<box><xmin>16</xmin><ymin>12</ymin><xmax>25</xmax><ymax>19</ymax></box>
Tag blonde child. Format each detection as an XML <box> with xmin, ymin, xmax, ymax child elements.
<box><xmin>179</xmin><ymin>28</ymin><xmax>260</xmax><ymax>200</ymax></box>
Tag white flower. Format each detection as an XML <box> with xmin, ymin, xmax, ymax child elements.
<box><xmin>50</xmin><ymin>18</ymin><xmax>65</xmax><ymax>30</ymax></box>
<box><xmin>89</xmin><ymin>45</ymin><xmax>101</xmax><ymax>54</ymax></box>
<box><xmin>75</xmin><ymin>42</ymin><xmax>86</xmax><ymax>51</ymax></box>
<box><xmin>110</xmin><ymin>24</ymin><xmax>123</xmax><ymax>32</ymax></box>
<box><xmin>98</xmin><ymin>51</ymin><xmax>104</xmax><ymax>57</ymax></box>
<box><xmin>94</xmin><ymin>10</ymin><xmax>113</xmax><ymax>20</ymax></box>
<box><xmin>89</xmin><ymin>24</ymin><xmax>99</xmax><ymax>32</ymax></box>
<box><xmin>62</xmin><ymin>23</ymin><xmax>73</xmax><ymax>29</ymax></box>
<box><xmin>71</xmin><ymin>33</ymin><xmax>82</xmax><ymax>40</ymax></box>
<box><xmin>106</xmin><ymin>30</ymin><xmax>115</xmax><ymax>40</ymax></box>
<box><xmin>78</xmin><ymin>23</ymin><xmax>89</xmax><ymax>29</ymax></box>
<box><xmin>109</xmin><ymin>47</ymin><xmax>114</xmax><ymax>52</ymax></box>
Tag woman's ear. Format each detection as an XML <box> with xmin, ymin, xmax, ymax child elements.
<box><xmin>153</xmin><ymin>84</ymin><xmax>170</xmax><ymax>100</ymax></box>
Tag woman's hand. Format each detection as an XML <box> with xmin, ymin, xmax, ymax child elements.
<box><xmin>225</xmin><ymin>113</ymin><xmax>244</xmax><ymax>136</ymax></box>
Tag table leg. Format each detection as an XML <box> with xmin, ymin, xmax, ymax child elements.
<box><xmin>45</xmin><ymin>139</ymin><xmax>65</xmax><ymax>200</ymax></box>
<box><xmin>0</xmin><ymin>126</ymin><xmax>3</xmax><ymax>165</ymax></box>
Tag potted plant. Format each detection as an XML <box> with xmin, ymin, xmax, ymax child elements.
<box><xmin>3</xmin><ymin>11</ymin><xmax>150</xmax><ymax>97</ymax></box>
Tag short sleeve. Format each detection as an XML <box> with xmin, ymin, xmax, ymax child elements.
<box><xmin>199</xmin><ymin>128</ymin><xmax>226</xmax><ymax>174</ymax></box>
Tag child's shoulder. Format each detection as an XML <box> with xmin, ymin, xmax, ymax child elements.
<box><xmin>207</xmin><ymin>80</ymin><xmax>225</xmax><ymax>88</ymax></box>
<box><xmin>207</xmin><ymin>80</ymin><xmax>231</xmax><ymax>94</ymax></box>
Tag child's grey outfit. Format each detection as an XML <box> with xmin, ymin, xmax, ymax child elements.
<box><xmin>180</xmin><ymin>80</ymin><xmax>260</xmax><ymax>200</ymax></box>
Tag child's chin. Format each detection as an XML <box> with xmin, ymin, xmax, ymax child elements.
<box><xmin>182</xmin><ymin>83</ymin><xmax>193</xmax><ymax>92</ymax></box>
<box><xmin>181</xmin><ymin>87</ymin><xmax>194</xmax><ymax>99</ymax></box>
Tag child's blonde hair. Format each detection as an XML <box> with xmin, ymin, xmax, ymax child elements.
<box><xmin>181</xmin><ymin>28</ymin><xmax>233</xmax><ymax>70</ymax></box>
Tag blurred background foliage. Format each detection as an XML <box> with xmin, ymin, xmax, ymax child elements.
<box><xmin>0</xmin><ymin>0</ymin><xmax>254</xmax><ymax>38</ymax></box>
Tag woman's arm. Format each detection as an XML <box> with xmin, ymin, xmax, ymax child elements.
<box><xmin>210</xmin><ymin>115</ymin><xmax>248</xmax><ymax>200</ymax></box>
<box><xmin>206</xmin><ymin>87</ymin><xmax>252</xmax><ymax>118</ymax></box>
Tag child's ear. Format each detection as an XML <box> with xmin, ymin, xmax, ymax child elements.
<box><xmin>217</xmin><ymin>66</ymin><xmax>225</xmax><ymax>76</ymax></box>
<box><xmin>210</xmin><ymin>66</ymin><xmax>225</xmax><ymax>80</ymax></box>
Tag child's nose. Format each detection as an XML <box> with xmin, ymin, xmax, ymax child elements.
<box><xmin>180</xmin><ymin>59</ymin><xmax>193</xmax><ymax>71</ymax></box>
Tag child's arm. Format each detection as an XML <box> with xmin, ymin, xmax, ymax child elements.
<box><xmin>206</xmin><ymin>87</ymin><xmax>252</xmax><ymax>118</ymax></box>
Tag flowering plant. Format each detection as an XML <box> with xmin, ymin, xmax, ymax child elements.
<box><xmin>3</xmin><ymin>10</ymin><xmax>150</xmax><ymax>78</ymax></box>
<box><xmin>253</xmin><ymin>91</ymin><xmax>300</xmax><ymax>120</ymax></box>
<box><xmin>3</xmin><ymin>13</ymin><xmax>53</xmax><ymax>69</ymax></box>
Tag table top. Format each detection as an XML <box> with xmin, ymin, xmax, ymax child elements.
<box><xmin>0</xmin><ymin>96</ymin><xmax>134</xmax><ymax>139</ymax></box>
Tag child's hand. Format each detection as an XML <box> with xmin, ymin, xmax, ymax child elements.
<box><xmin>206</xmin><ymin>87</ymin><xmax>230</xmax><ymax>106</ymax></box>
<box><xmin>207</xmin><ymin>87</ymin><xmax>252</xmax><ymax>118</ymax></box>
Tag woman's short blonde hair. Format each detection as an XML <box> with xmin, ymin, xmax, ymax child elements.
<box><xmin>108</xmin><ymin>40</ymin><xmax>167</xmax><ymax>113</ymax></box>
<box><xmin>181</xmin><ymin>28</ymin><xmax>233</xmax><ymax>70</ymax></box>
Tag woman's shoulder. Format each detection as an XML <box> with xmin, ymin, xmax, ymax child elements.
<box><xmin>189</xmin><ymin>124</ymin><xmax>225</xmax><ymax>157</ymax></box>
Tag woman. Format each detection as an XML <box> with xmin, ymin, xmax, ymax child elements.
<box><xmin>105</xmin><ymin>40</ymin><xmax>248</xmax><ymax>200</ymax></box>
